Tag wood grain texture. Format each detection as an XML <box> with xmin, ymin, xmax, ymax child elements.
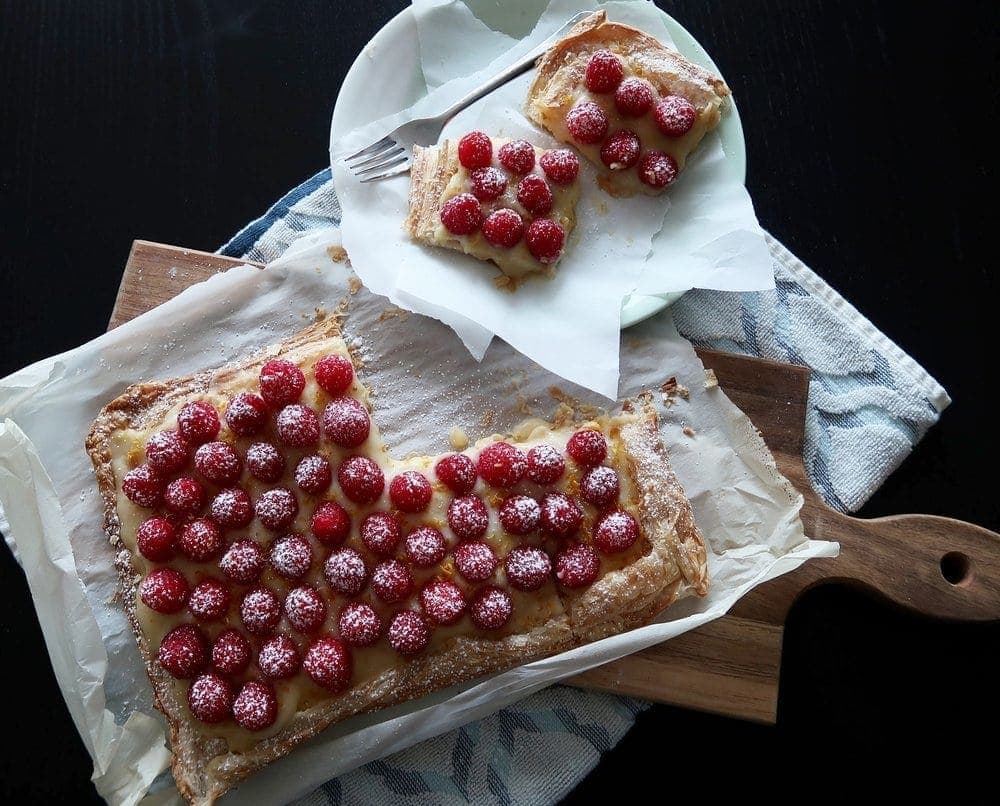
<box><xmin>113</xmin><ymin>243</ymin><xmax>1000</xmax><ymax>725</ymax></box>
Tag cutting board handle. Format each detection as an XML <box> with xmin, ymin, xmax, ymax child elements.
<box><xmin>826</xmin><ymin>511</ymin><xmax>1000</xmax><ymax>621</ymax></box>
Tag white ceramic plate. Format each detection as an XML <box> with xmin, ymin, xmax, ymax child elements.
<box><xmin>331</xmin><ymin>4</ymin><xmax>745</xmax><ymax>328</ymax></box>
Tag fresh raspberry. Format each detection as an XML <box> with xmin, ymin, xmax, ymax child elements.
<box><xmin>457</xmin><ymin>130</ymin><xmax>492</xmax><ymax>170</ymax></box>
<box><xmin>435</xmin><ymin>453</ymin><xmax>477</xmax><ymax>494</ymax></box>
<box><xmin>284</xmin><ymin>585</ymin><xmax>327</xmax><ymax>633</ymax></box>
<box><xmin>322</xmin><ymin>397</ymin><xmax>371</xmax><ymax>448</ymax></box>
<box><xmin>219</xmin><ymin>539</ymin><xmax>265</xmax><ymax>584</ymax></box>
<box><xmin>388</xmin><ymin>610</ymin><xmax>431</xmax><ymax>655</ymax></box>
<box><xmin>145</xmin><ymin>430</ymin><xmax>190</xmax><ymax>474</ymax></box>
<box><xmin>555</xmin><ymin>543</ymin><xmax>601</xmax><ymax>588</ymax></box>
<box><xmin>254</xmin><ymin>487</ymin><xmax>299</xmax><ymax>532</ymax></box>
<box><xmin>477</xmin><ymin>442</ymin><xmax>527</xmax><ymax>488</ymax></box>
<box><xmin>498</xmin><ymin>495</ymin><xmax>541</xmax><ymax>535</ymax></box>
<box><xmin>600</xmin><ymin>130</ymin><xmax>641</xmax><ymax>170</ymax></box>
<box><xmin>269</xmin><ymin>533</ymin><xmax>313</xmax><ymax>580</ymax></box>
<box><xmin>139</xmin><ymin>567</ymin><xmax>189</xmax><ymax>614</ymax></box>
<box><xmin>122</xmin><ymin>464</ymin><xmax>163</xmax><ymax>508</ymax></box>
<box><xmin>225</xmin><ymin>392</ymin><xmax>268</xmax><ymax>436</ymax></box>
<box><xmin>470</xmin><ymin>586</ymin><xmax>513</xmax><ymax>631</ymax></box>
<box><xmin>439</xmin><ymin>193</ymin><xmax>483</xmax><ymax>236</ymax></box>
<box><xmin>539</xmin><ymin>149</ymin><xmax>580</xmax><ymax>185</ymax></box>
<box><xmin>498</xmin><ymin>139</ymin><xmax>535</xmax><ymax>174</ymax></box>
<box><xmin>526</xmin><ymin>444</ymin><xmax>565</xmax><ymax>485</ymax></box>
<box><xmin>580</xmin><ymin>465</ymin><xmax>620</xmax><ymax>509</ymax></box>
<box><xmin>188</xmin><ymin>673</ymin><xmax>233</xmax><ymax>724</ymax></box>
<box><xmin>303</xmin><ymin>636</ymin><xmax>352</xmax><ymax>692</ymax></box>
<box><xmin>637</xmin><ymin>150</ymin><xmax>678</xmax><ymax>189</ymax></box>
<box><xmin>566</xmin><ymin>429</ymin><xmax>607</xmax><ymax>466</ymax></box>
<box><xmin>315</xmin><ymin>354</ymin><xmax>355</xmax><ymax>395</ymax></box>
<box><xmin>470</xmin><ymin>166</ymin><xmax>507</xmax><ymax>202</ymax></box>
<box><xmin>310</xmin><ymin>501</ymin><xmax>351</xmax><ymax>545</ymax></box>
<box><xmin>188</xmin><ymin>577</ymin><xmax>231</xmax><ymax>621</ymax></box>
<box><xmin>516</xmin><ymin>174</ymin><xmax>554</xmax><ymax>216</ymax></box>
<box><xmin>259</xmin><ymin>358</ymin><xmax>306</xmax><ymax>408</ymax></box>
<box><xmin>337</xmin><ymin>602</ymin><xmax>382</xmax><ymax>647</ymax></box>
<box><xmin>163</xmin><ymin>476</ymin><xmax>205</xmax><ymax>516</ymax></box>
<box><xmin>178</xmin><ymin>518</ymin><xmax>223</xmax><ymax>561</ymax></box>
<box><xmin>504</xmin><ymin>546</ymin><xmax>552</xmax><ymax>591</ymax></box>
<box><xmin>338</xmin><ymin>455</ymin><xmax>385</xmax><ymax>504</ymax></box>
<box><xmin>246</xmin><ymin>442</ymin><xmax>285</xmax><ymax>483</ymax></box>
<box><xmin>323</xmin><ymin>548</ymin><xmax>368</xmax><ymax>596</ymax></box>
<box><xmin>240</xmin><ymin>586</ymin><xmax>281</xmax><ymax>635</ymax></box>
<box><xmin>447</xmin><ymin>495</ymin><xmax>490</xmax><ymax>540</ymax></box>
<box><xmin>157</xmin><ymin>624</ymin><xmax>207</xmax><ymax>679</ymax></box>
<box><xmin>209</xmin><ymin>486</ymin><xmax>253</xmax><ymax>528</ymax></box>
<box><xmin>540</xmin><ymin>492</ymin><xmax>583</xmax><ymax>538</ymax></box>
<box><xmin>258</xmin><ymin>634</ymin><xmax>301</xmax><ymax>680</ymax></box>
<box><xmin>593</xmin><ymin>509</ymin><xmax>639</xmax><ymax>554</ymax></box>
<box><xmin>404</xmin><ymin>526</ymin><xmax>447</xmax><ymax>568</ymax></box>
<box><xmin>361</xmin><ymin>512</ymin><xmax>401</xmax><ymax>555</ymax></box>
<box><xmin>276</xmin><ymin>404</ymin><xmax>321</xmax><ymax>448</ymax></box>
<box><xmin>136</xmin><ymin>517</ymin><xmax>176</xmax><ymax>562</ymax></box>
<box><xmin>525</xmin><ymin>219</ymin><xmax>565</xmax><ymax>264</ymax></box>
<box><xmin>585</xmin><ymin>49</ymin><xmax>624</xmax><ymax>93</ymax></box>
<box><xmin>211</xmin><ymin>628</ymin><xmax>252</xmax><ymax>675</ymax></box>
<box><xmin>232</xmin><ymin>680</ymin><xmax>277</xmax><ymax>731</ymax></box>
<box><xmin>653</xmin><ymin>95</ymin><xmax>696</xmax><ymax>137</ymax></box>
<box><xmin>453</xmin><ymin>541</ymin><xmax>498</xmax><ymax>582</ymax></box>
<box><xmin>482</xmin><ymin>208</ymin><xmax>525</xmax><ymax>249</ymax></box>
<box><xmin>565</xmin><ymin>101</ymin><xmax>608</xmax><ymax>144</ymax></box>
<box><xmin>372</xmin><ymin>559</ymin><xmax>414</xmax><ymax>603</ymax></box>
<box><xmin>294</xmin><ymin>455</ymin><xmax>332</xmax><ymax>494</ymax></box>
<box><xmin>614</xmin><ymin>77</ymin><xmax>654</xmax><ymax>116</ymax></box>
<box><xmin>389</xmin><ymin>471</ymin><xmax>433</xmax><ymax>513</ymax></box>
<box><xmin>419</xmin><ymin>579</ymin><xmax>466</xmax><ymax>625</ymax></box>
<box><xmin>194</xmin><ymin>441</ymin><xmax>243</xmax><ymax>485</ymax></box>
<box><xmin>177</xmin><ymin>400</ymin><xmax>220</xmax><ymax>445</ymax></box>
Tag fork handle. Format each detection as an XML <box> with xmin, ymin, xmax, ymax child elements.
<box><xmin>438</xmin><ymin>11</ymin><xmax>593</xmax><ymax>122</ymax></box>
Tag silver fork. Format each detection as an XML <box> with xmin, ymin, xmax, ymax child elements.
<box><xmin>341</xmin><ymin>11</ymin><xmax>592</xmax><ymax>183</ymax></box>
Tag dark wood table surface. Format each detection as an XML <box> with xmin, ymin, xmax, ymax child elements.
<box><xmin>1</xmin><ymin>1</ymin><xmax>997</xmax><ymax>802</ymax></box>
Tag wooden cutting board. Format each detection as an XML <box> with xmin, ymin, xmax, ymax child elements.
<box><xmin>111</xmin><ymin>240</ymin><xmax>1000</xmax><ymax>724</ymax></box>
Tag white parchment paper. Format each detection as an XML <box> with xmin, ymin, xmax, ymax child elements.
<box><xmin>332</xmin><ymin>0</ymin><xmax>774</xmax><ymax>400</ymax></box>
<box><xmin>0</xmin><ymin>228</ymin><xmax>834</xmax><ymax>805</ymax></box>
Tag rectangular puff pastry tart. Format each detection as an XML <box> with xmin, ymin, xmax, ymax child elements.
<box><xmin>406</xmin><ymin>134</ymin><xmax>582</xmax><ymax>278</ymax></box>
<box><xmin>527</xmin><ymin>10</ymin><xmax>730</xmax><ymax>196</ymax></box>
<box><xmin>86</xmin><ymin>317</ymin><xmax>707</xmax><ymax>804</ymax></box>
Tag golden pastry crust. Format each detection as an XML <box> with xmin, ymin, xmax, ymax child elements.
<box><xmin>86</xmin><ymin>319</ymin><xmax>706</xmax><ymax>805</ymax></box>
<box><xmin>526</xmin><ymin>10</ymin><xmax>730</xmax><ymax>196</ymax></box>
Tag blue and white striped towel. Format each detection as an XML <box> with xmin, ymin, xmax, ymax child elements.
<box><xmin>220</xmin><ymin>167</ymin><xmax>949</xmax><ymax>806</ymax></box>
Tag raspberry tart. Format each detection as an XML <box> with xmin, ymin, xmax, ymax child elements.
<box><xmin>526</xmin><ymin>11</ymin><xmax>730</xmax><ymax>196</ymax></box>
<box><xmin>406</xmin><ymin>133</ymin><xmax>581</xmax><ymax>279</ymax></box>
<box><xmin>86</xmin><ymin>317</ymin><xmax>707</xmax><ymax>804</ymax></box>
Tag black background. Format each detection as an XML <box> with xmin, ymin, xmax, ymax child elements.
<box><xmin>1</xmin><ymin>1</ymin><xmax>997</xmax><ymax>803</ymax></box>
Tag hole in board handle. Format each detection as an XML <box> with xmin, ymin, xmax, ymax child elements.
<box><xmin>940</xmin><ymin>551</ymin><xmax>975</xmax><ymax>587</ymax></box>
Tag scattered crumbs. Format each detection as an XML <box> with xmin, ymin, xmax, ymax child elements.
<box><xmin>449</xmin><ymin>426</ymin><xmax>469</xmax><ymax>451</ymax></box>
<box><xmin>682</xmin><ymin>426</ymin><xmax>696</xmax><ymax>438</ymax></box>
<box><xmin>704</xmin><ymin>368</ymin><xmax>719</xmax><ymax>389</ymax></box>
<box><xmin>493</xmin><ymin>274</ymin><xmax>516</xmax><ymax>293</ymax></box>
<box><xmin>347</xmin><ymin>276</ymin><xmax>362</xmax><ymax>295</ymax></box>
<box><xmin>547</xmin><ymin>387</ymin><xmax>601</xmax><ymax>421</ymax></box>
<box><xmin>660</xmin><ymin>375</ymin><xmax>689</xmax><ymax>406</ymax></box>
<box><xmin>377</xmin><ymin>307</ymin><xmax>410</xmax><ymax>323</ymax></box>
<box><xmin>314</xmin><ymin>307</ymin><xmax>327</xmax><ymax>322</ymax></box>
<box><xmin>327</xmin><ymin>245</ymin><xmax>349</xmax><ymax>263</ymax></box>
<box><xmin>550</xmin><ymin>402</ymin><xmax>576</xmax><ymax>429</ymax></box>
<box><xmin>513</xmin><ymin>394</ymin><xmax>533</xmax><ymax>417</ymax></box>
<box><xmin>676</xmin><ymin>383</ymin><xmax>689</xmax><ymax>399</ymax></box>
<box><xmin>661</xmin><ymin>376</ymin><xmax>678</xmax><ymax>395</ymax></box>
<box><xmin>480</xmin><ymin>409</ymin><xmax>496</xmax><ymax>429</ymax></box>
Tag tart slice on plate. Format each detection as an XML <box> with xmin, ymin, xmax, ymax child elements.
<box><xmin>86</xmin><ymin>316</ymin><xmax>707</xmax><ymax>804</ymax></box>
<box><xmin>527</xmin><ymin>10</ymin><xmax>730</xmax><ymax>196</ymax></box>
<box><xmin>406</xmin><ymin>131</ymin><xmax>582</xmax><ymax>280</ymax></box>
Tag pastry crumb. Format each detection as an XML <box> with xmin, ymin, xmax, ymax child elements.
<box><xmin>314</xmin><ymin>307</ymin><xmax>327</xmax><ymax>322</ymax></box>
<box><xmin>682</xmin><ymin>426</ymin><xmax>696</xmax><ymax>438</ymax></box>
<box><xmin>547</xmin><ymin>387</ymin><xmax>602</xmax><ymax>421</ymax></box>
<box><xmin>480</xmin><ymin>409</ymin><xmax>496</xmax><ymax>429</ymax></box>
<box><xmin>327</xmin><ymin>245</ymin><xmax>349</xmax><ymax>263</ymax></box>
<box><xmin>494</xmin><ymin>275</ymin><xmax>517</xmax><ymax>292</ymax></box>
<box><xmin>377</xmin><ymin>307</ymin><xmax>409</xmax><ymax>323</ymax></box>
<box><xmin>347</xmin><ymin>276</ymin><xmax>362</xmax><ymax>295</ymax></box>
<box><xmin>449</xmin><ymin>426</ymin><xmax>469</xmax><ymax>451</ymax></box>
<box><xmin>704</xmin><ymin>369</ymin><xmax>719</xmax><ymax>389</ymax></box>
